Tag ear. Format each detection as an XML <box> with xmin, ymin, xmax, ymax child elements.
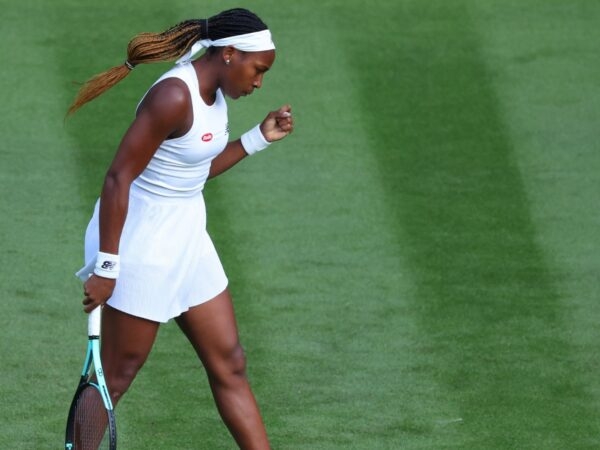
<box><xmin>222</xmin><ymin>46</ymin><xmax>236</xmax><ymax>64</ymax></box>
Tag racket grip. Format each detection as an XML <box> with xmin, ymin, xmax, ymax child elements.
<box><xmin>88</xmin><ymin>306</ymin><xmax>102</xmax><ymax>337</ymax></box>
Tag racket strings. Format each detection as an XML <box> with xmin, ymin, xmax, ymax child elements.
<box><xmin>72</xmin><ymin>385</ymin><xmax>110</xmax><ymax>449</ymax></box>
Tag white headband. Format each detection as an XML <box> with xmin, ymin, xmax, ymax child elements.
<box><xmin>176</xmin><ymin>29</ymin><xmax>275</xmax><ymax>64</ymax></box>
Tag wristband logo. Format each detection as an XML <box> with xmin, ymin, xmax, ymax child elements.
<box><xmin>201</xmin><ymin>133</ymin><xmax>213</xmax><ymax>142</ymax></box>
<box><xmin>101</xmin><ymin>261</ymin><xmax>117</xmax><ymax>270</ymax></box>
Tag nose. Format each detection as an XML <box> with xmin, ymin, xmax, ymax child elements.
<box><xmin>253</xmin><ymin>73</ymin><xmax>264</xmax><ymax>89</ymax></box>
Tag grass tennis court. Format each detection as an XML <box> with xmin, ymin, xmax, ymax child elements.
<box><xmin>1</xmin><ymin>0</ymin><xmax>599</xmax><ymax>448</ymax></box>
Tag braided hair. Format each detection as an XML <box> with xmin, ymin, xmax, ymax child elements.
<box><xmin>67</xmin><ymin>8</ymin><xmax>268</xmax><ymax>115</ymax></box>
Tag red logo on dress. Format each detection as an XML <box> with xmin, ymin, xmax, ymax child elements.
<box><xmin>201</xmin><ymin>133</ymin><xmax>213</xmax><ymax>142</ymax></box>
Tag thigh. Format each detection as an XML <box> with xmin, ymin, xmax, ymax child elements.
<box><xmin>101</xmin><ymin>305</ymin><xmax>160</xmax><ymax>378</ymax></box>
<box><xmin>175</xmin><ymin>289</ymin><xmax>242</xmax><ymax>373</ymax></box>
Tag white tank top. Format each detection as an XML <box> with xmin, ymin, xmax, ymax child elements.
<box><xmin>132</xmin><ymin>62</ymin><xmax>229</xmax><ymax>198</ymax></box>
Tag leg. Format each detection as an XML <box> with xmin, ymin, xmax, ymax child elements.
<box><xmin>101</xmin><ymin>305</ymin><xmax>160</xmax><ymax>406</ymax></box>
<box><xmin>175</xmin><ymin>289</ymin><xmax>270</xmax><ymax>450</ymax></box>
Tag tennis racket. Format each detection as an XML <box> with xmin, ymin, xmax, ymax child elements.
<box><xmin>65</xmin><ymin>306</ymin><xmax>117</xmax><ymax>450</ymax></box>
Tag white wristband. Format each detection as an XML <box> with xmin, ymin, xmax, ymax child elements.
<box><xmin>94</xmin><ymin>252</ymin><xmax>120</xmax><ymax>279</ymax></box>
<box><xmin>240</xmin><ymin>124</ymin><xmax>271</xmax><ymax>155</ymax></box>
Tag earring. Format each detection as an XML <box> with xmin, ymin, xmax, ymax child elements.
<box><xmin>225</xmin><ymin>59</ymin><xmax>230</xmax><ymax>65</ymax></box>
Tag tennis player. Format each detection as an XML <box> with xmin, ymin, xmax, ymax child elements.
<box><xmin>70</xmin><ymin>8</ymin><xmax>293</xmax><ymax>449</ymax></box>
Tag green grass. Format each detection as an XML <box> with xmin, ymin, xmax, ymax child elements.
<box><xmin>1</xmin><ymin>0</ymin><xmax>599</xmax><ymax>448</ymax></box>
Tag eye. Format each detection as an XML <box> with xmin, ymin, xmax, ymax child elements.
<box><xmin>255</xmin><ymin>65</ymin><xmax>269</xmax><ymax>74</ymax></box>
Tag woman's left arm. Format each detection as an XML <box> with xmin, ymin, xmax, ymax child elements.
<box><xmin>208</xmin><ymin>105</ymin><xmax>293</xmax><ymax>179</ymax></box>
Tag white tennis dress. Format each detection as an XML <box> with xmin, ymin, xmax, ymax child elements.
<box><xmin>77</xmin><ymin>62</ymin><xmax>229</xmax><ymax>322</ymax></box>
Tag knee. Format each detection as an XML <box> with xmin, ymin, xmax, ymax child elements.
<box><xmin>104</xmin><ymin>354</ymin><xmax>146</xmax><ymax>404</ymax></box>
<box><xmin>207</xmin><ymin>343</ymin><xmax>248</xmax><ymax>386</ymax></box>
<box><xmin>227</xmin><ymin>344</ymin><xmax>248</xmax><ymax>377</ymax></box>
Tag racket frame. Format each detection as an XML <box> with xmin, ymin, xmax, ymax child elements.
<box><xmin>65</xmin><ymin>307</ymin><xmax>117</xmax><ymax>449</ymax></box>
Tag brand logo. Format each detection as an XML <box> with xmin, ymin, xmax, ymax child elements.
<box><xmin>202</xmin><ymin>133</ymin><xmax>213</xmax><ymax>142</ymax></box>
<box><xmin>101</xmin><ymin>261</ymin><xmax>116</xmax><ymax>270</ymax></box>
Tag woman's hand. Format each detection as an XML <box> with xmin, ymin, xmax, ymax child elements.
<box><xmin>82</xmin><ymin>275</ymin><xmax>116</xmax><ymax>313</ymax></box>
<box><xmin>260</xmin><ymin>105</ymin><xmax>294</xmax><ymax>143</ymax></box>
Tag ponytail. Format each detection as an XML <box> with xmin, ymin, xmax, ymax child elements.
<box><xmin>67</xmin><ymin>20</ymin><xmax>204</xmax><ymax>115</ymax></box>
<box><xmin>67</xmin><ymin>9</ymin><xmax>268</xmax><ymax>115</ymax></box>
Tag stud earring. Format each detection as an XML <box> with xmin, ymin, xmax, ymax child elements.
<box><xmin>225</xmin><ymin>59</ymin><xmax>230</xmax><ymax>65</ymax></box>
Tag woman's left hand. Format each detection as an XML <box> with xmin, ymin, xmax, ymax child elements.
<box><xmin>260</xmin><ymin>105</ymin><xmax>294</xmax><ymax>142</ymax></box>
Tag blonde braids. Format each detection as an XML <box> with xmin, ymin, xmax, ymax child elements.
<box><xmin>67</xmin><ymin>8</ymin><xmax>268</xmax><ymax>115</ymax></box>
<box><xmin>67</xmin><ymin>20</ymin><xmax>203</xmax><ymax>115</ymax></box>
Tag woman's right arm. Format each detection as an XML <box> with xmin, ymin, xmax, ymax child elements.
<box><xmin>82</xmin><ymin>79</ymin><xmax>191</xmax><ymax>313</ymax></box>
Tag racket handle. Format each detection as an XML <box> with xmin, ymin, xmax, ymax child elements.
<box><xmin>88</xmin><ymin>306</ymin><xmax>102</xmax><ymax>337</ymax></box>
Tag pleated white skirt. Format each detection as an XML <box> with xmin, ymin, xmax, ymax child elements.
<box><xmin>77</xmin><ymin>184</ymin><xmax>228</xmax><ymax>322</ymax></box>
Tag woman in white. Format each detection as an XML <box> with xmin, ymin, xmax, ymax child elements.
<box><xmin>70</xmin><ymin>8</ymin><xmax>293</xmax><ymax>449</ymax></box>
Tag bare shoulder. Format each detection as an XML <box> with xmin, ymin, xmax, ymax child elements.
<box><xmin>137</xmin><ymin>77</ymin><xmax>192</xmax><ymax>135</ymax></box>
<box><xmin>139</xmin><ymin>77</ymin><xmax>190</xmax><ymax>115</ymax></box>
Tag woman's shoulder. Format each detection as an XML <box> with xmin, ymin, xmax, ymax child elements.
<box><xmin>142</xmin><ymin>63</ymin><xmax>195</xmax><ymax>104</ymax></box>
<box><xmin>138</xmin><ymin>77</ymin><xmax>191</xmax><ymax>121</ymax></box>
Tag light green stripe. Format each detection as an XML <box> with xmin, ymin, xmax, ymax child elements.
<box><xmin>206</xmin><ymin>3</ymin><xmax>432</xmax><ymax>448</ymax></box>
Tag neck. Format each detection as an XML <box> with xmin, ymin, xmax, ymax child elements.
<box><xmin>192</xmin><ymin>54</ymin><xmax>220</xmax><ymax>105</ymax></box>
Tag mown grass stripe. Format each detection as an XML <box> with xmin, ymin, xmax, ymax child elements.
<box><xmin>204</xmin><ymin>4</ymin><xmax>430</xmax><ymax>449</ymax></box>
